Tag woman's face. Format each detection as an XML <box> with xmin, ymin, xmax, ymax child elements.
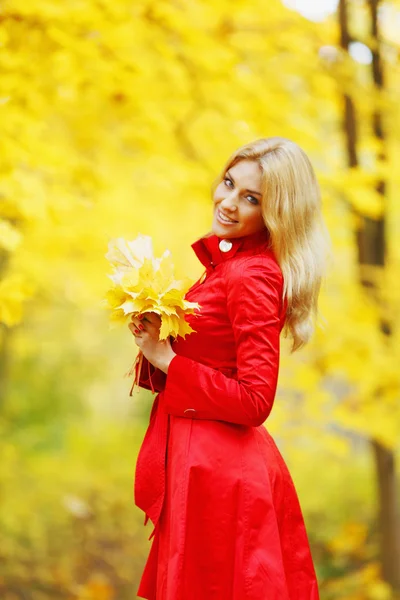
<box><xmin>212</xmin><ymin>159</ymin><xmax>266</xmax><ymax>239</ymax></box>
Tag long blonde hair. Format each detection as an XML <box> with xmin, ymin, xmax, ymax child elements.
<box><xmin>212</xmin><ymin>137</ymin><xmax>331</xmax><ymax>353</ymax></box>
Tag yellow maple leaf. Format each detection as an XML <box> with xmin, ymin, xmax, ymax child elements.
<box><xmin>104</xmin><ymin>233</ymin><xmax>200</xmax><ymax>340</ymax></box>
<box><xmin>103</xmin><ymin>234</ymin><xmax>201</xmax><ymax>394</ymax></box>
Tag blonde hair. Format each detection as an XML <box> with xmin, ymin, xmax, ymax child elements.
<box><xmin>211</xmin><ymin>137</ymin><xmax>331</xmax><ymax>353</ymax></box>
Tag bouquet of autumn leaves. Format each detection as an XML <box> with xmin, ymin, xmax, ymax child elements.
<box><xmin>102</xmin><ymin>234</ymin><xmax>200</xmax><ymax>395</ymax></box>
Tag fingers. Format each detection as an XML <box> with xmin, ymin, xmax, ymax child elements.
<box><xmin>129</xmin><ymin>314</ymin><xmax>155</xmax><ymax>336</ymax></box>
<box><xmin>141</xmin><ymin>312</ymin><xmax>161</xmax><ymax>326</ymax></box>
<box><xmin>128</xmin><ymin>321</ymin><xmax>143</xmax><ymax>337</ymax></box>
<box><xmin>129</xmin><ymin>312</ymin><xmax>162</xmax><ymax>341</ymax></box>
<box><xmin>130</xmin><ymin>315</ymin><xmax>146</xmax><ymax>332</ymax></box>
<box><xmin>132</xmin><ymin>313</ymin><xmax>161</xmax><ymax>329</ymax></box>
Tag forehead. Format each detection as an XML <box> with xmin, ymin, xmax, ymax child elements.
<box><xmin>228</xmin><ymin>160</ymin><xmax>262</xmax><ymax>189</ymax></box>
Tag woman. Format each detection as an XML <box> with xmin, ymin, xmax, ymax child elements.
<box><xmin>129</xmin><ymin>137</ymin><xmax>329</xmax><ymax>599</ymax></box>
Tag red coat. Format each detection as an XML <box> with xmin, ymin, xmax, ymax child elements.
<box><xmin>134</xmin><ymin>228</ymin><xmax>320</xmax><ymax>600</ymax></box>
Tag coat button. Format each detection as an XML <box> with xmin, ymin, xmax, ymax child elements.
<box><xmin>219</xmin><ymin>239</ymin><xmax>233</xmax><ymax>253</ymax></box>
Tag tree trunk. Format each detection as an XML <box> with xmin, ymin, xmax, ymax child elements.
<box><xmin>367</xmin><ymin>0</ymin><xmax>400</xmax><ymax>587</ymax></box>
<box><xmin>338</xmin><ymin>0</ymin><xmax>400</xmax><ymax>589</ymax></box>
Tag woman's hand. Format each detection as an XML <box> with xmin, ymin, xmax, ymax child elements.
<box><xmin>128</xmin><ymin>312</ymin><xmax>176</xmax><ymax>374</ymax></box>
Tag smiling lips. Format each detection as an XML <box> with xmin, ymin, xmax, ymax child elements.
<box><xmin>217</xmin><ymin>208</ymin><xmax>238</xmax><ymax>224</ymax></box>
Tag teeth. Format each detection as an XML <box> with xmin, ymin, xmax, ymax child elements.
<box><xmin>219</xmin><ymin>210</ymin><xmax>236</xmax><ymax>223</ymax></box>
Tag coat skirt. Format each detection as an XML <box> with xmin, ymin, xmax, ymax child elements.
<box><xmin>134</xmin><ymin>229</ymin><xmax>320</xmax><ymax>599</ymax></box>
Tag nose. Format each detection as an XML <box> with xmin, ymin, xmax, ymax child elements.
<box><xmin>220</xmin><ymin>190</ymin><xmax>238</xmax><ymax>213</ymax></box>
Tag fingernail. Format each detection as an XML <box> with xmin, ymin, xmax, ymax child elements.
<box><xmin>135</xmin><ymin>329</ymin><xmax>139</xmax><ymax>334</ymax></box>
<box><xmin>138</xmin><ymin>314</ymin><xmax>143</xmax><ymax>320</ymax></box>
<box><xmin>139</xmin><ymin>324</ymin><xmax>144</xmax><ymax>330</ymax></box>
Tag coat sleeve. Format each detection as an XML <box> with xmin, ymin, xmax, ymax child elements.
<box><xmin>163</xmin><ymin>257</ymin><xmax>284</xmax><ymax>427</ymax></box>
<box><xmin>138</xmin><ymin>355</ymin><xmax>167</xmax><ymax>393</ymax></box>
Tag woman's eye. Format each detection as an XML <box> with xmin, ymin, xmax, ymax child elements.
<box><xmin>223</xmin><ymin>178</ymin><xmax>258</xmax><ymax>204</ymax></box>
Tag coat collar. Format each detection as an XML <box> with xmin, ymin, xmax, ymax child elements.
<box><xmin>191</xmin><ymin>227</ymin><xmax>271</xmax><ymax>269</ymax></box>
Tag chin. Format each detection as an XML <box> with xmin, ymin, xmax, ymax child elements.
<box><xmin>211</xmin><ymin>218</ymin><xmax>228</xmax><ymax>237</ymax></box>
<box><xmin>211</xmin><ymin>222</ymin><xmax>221</xmax><ymax>235</ymax></box>
<box><xmin>212</xmin><ymin>222</ymin><xmax>239</xmax><ymax>239</ymax></box>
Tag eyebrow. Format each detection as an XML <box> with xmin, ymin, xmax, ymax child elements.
<box><xmin>226</xmin><ymin>170</ymin><xmax>262</xmax><ymax>197</ymax></box>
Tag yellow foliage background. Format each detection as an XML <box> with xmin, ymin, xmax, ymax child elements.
<box><xmin>0</xmin><ymin>0</ymin><xmax>399</xmax><ymax>598</ymax></box>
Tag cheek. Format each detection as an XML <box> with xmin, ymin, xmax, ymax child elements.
<box><xmin>213</xmin><ymin>183</ymin><xmax>225</xmax><ymax>200</ymax></box>
<box><xmin>244</xmin><ymin>206</ymin><xmax>263</xmax><ymax>225</ymax></box>
<box><xmin>242</xmin><ymin>204</ymin><xmax>256</xmax><ymax>216</ymax></box>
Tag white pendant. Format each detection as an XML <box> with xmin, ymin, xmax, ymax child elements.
<box><xmin>219</xmin><ymin>239</ymin><xmax>233</xmax><ymax>253</ymax></box>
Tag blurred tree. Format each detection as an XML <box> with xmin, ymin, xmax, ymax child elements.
<box><xmin>0</xmin><ymin>0</ymin><xmax>399</xmax><ymax>595</ymax></box>
<box><xmin>338</xmin><ymin>0</ymin><xmax>400</xmax><ymax>589</ymax></box>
